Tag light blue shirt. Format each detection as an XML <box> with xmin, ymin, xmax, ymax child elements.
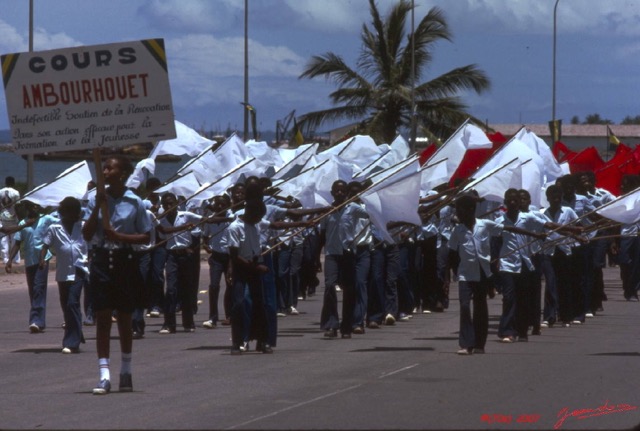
<box><xmin>226</xmin><ymin>218</ymin><xmax>270</xmax><ymax>260</ymax></box>
<box><xmin>15</xmin><ymin>214</ymin><xmax>57</xmax><ymax>266</ymax></box>
<box><xmin>496</xmin><ymin>212</ymin><xmax>546</xmax><ymax>273</ymax></box>
<box><xmin>43</xmin><ymin>221</ymin><xmax>88</xmax><ymax>282</ymax></box>
<box><xmin>159</xmin><ymin>211</ymin><xmax>202</xmax><ymax>250</ymax></box>
<box><xmin>86</xmin><ymin>189</ymin><xmax>152</xmax><ymax>248</ymax></box>
<box><xmin>449</xmin><ymin>219</ymin><xmax>503</xmax><ymax>282</ymax></box>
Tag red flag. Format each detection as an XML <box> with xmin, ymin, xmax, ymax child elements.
<box><xmin>419</xmin><ymin>143</ymin><xmax>438</xmax><ymax>165</ymax></box>
<box><xmin>567</xmin><ymin>147</ymin><xmax>604</xmax><ymax>173</ymax></box>
<box><xmin>552</xmin><ymin>141</ymin><xmax>576</xmax><ymax>163</ymax></box>
<box><xmin>449</xmin><ymin>140</ymin><xmax>505</xmax><ymax>185</ymax></box>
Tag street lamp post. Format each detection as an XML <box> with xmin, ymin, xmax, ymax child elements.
<box><xmin>243</xmin><ymin>0</ymin><xmax>249</xmax><ymax>142</ymax></box>
<box><xmin>27</xmin><ymin>0</ymin><xmax>34</xmax><ymax>190</ymax></box>
<box><xmin>552</xmin><ymin>0</ymin><xmax>560</xmax><ymax>126</ymax></box>
<box><xmin>409</xmin><ymin>0</ymin><xmax>417</xmax><ymax>153</ymax></box>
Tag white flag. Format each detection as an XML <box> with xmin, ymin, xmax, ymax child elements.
<box><xmin>595</xmin><ymin>188</ymin><xmax>640</xmax><ymax>224</ymax></box>
<box><xmin>361</xmin><ymin>169</ymin><xmax>422</xmax><ymax>244</ymax></box>
<box><xmin>21</xmin><ymin>161</ymin><xmax>93</xmax><ymax>208</ymax></box>
<box><xmin>126</xmin><ymin>157</ymin><xmax>156</xmax><ymax>189</ymax></box>
<box><xmin>426</xmin><ymin>122</ymin><xmax>492</xmax><ymax>180</ymax></box>
<box><xmin>514</xmin><ymin>128</ymin><xmax>564</xmax><ymax>184</ymax></box>
<box><xmin>154</xmin><ymin>172</ymin><xmax>201</xmax><ymax>199</ymax></box>
<box><xmin>150</xmin><ymin>120</ymin><xmax>215</xmax><ymax>158</ymax></box>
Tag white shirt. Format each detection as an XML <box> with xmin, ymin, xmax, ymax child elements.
<box><xmin>42</xmin><ymin>221</ymin><xmax>88</xmax><ymax>282</ymax></box>
<box><xmin>159</xmin><ymin>211</ymin><xmax>202</xmax><ymax>250</ymax></box>
<box><xmin>204</xmin><ymin>209</ymin><xmax>232</xmax><ymax>254</ymax></box>
<box><xmin>0</xmin><ymin>186</ymin><xmax>20</xmax><ymax>224</ymax></box>
<box><xmin>448</xmin><ymin>219</ymin><xmax>503</xmax><ymax>282</ymax></box>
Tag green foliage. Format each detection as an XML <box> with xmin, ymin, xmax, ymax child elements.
<box><xmin>298</xmin><ymin>0</ymin><xmax>490</xmax><ymax>144</ymax></box>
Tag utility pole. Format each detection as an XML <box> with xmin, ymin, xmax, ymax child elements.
<box><xmin>243</xmin><ymin>0</ymin><xmax>249</xmax><ymax>142</ymax></box>
<box><xmin>27</xmin><ymin>0</ymin><xmax>34</xmax><ymax>190</ymax></box>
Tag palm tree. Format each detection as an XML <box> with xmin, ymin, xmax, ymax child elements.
<box><xmin>298</xmin><ymin>0</ymin><xmax>490</xmax><ymax>144</ymax></box>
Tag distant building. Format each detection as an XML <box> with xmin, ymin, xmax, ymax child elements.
<box><xmin>488</xmin><ymin>124</ymin><xmax>640</xmax><ymax>158</ymax></box>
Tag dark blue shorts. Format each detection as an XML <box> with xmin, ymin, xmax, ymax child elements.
<box><xmin>90</xmin><ymin>248</ymin><xmax>142</xmax><ymax>313</ymax></box>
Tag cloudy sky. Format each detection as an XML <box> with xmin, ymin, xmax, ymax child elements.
<box><xmin>1</xmin><ymin>0</ymin><xmax>639</xmax><ymax>137</ymax></box>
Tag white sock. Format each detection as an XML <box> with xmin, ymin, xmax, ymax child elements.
<box><xmin>99</xmin><ymin>358</ymin><xmax>110</xmax><ymax>381</ymax></box>
<box><xmin>121</xmin><ymin>352</ymin><xmax>132</xmax><ymax>375</ymax></box>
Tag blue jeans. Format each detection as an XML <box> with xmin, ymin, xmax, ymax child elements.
<box><xmin>278</xmin><ymin>244</ymin><xmax>303</xmax><ymax>309</ymax></box>
<box><xmin>26</xmin><ymin>262</ymin><xmax>49</xmax><ymax>328</ymax></box>
<box><xmin>58</xmin><ymin>270</ymin><xmax>85</xmax><ymax>349</ymax></box>
<box><xmin>397</xmin><ymin>242</ymin><xmax>416</xmax><ymax>315</ymax></box>
<box><xmin>541</xmin><ymin>254</ymin><xmax>558</xmax><ymax>324</ymax></box>
<box><xmin>261</xmin><ymin>253</ymin><xmax>278</xmax><ymax>346</ymax></box>
<box><xmin>164</xmin><ymin>251</ymin><xmax>194</xmax><ymax>330</ymax></box>
<box><xmin>320</xmin><ymin>254</ymin><xmax>352</xmax><ymax>333</ymax></box>
<box><xmin>458</xmin><ymin>273</ymin><xmax>489</xmax><ymax>350</ymax></box>
<box><xmin>207</xmin><ymin>252</ymin><xmax>229</xmax><ymax>323</ymax></box>
<box><xmin>148</xmin><ymin>246</ymin><xmax>167</xmax><ymax>312</ymax></box>
<box><xmin>350</xmin><ymin>246</ymin><xmax>371</xmax><ymax>329</ymax></box>
<box><xmin>132</xmin><ymin>251</ymin><xmax>150</xmax><ymax>334</ymax></box>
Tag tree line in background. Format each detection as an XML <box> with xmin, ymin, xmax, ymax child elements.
<box><xmin>570</xmin><ymin>114</ymin><xmax>640</xmax><ymax>125</ymax></box>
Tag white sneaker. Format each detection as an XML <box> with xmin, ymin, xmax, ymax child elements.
<box><xmin>585</xmin><ymin>313</ymin><xmax>594</xmax><ymax>318</ymax></box>
<box><xmin>423</xmin><ymin>309</ymin><xmax>432</xmax><ymax>314</ymax></box>
<box><xmin>289</xmin><ymin>307</ymin><xmax>299</xmax><ymax>315</ymax></box>
<box><xmin>384</xmin><ymin>314</ymin><xmax>396</xmax><ymax>325</ymax></box>
<box><xmin>335</xmin><ymin>285</ymin><xmax>342</xmax><ymax>292</ymax></box>
<box><xmin>571</xmin><ymin>320</ymin><xmax>583</xmax><ymax>325</ymax></box>
<box><xmin>541</xmin><ymin>321</ymin><xmax>549</xmax><ymax>328</ymax></box>
<box><xmin>276</xmin><ymin>312</ymin><xmax>286</xmax><ymax>317</ymax></box>
<box><xmin>202</xmin><ymin>320</ymin><xmax>216</xmax><ymax>329</ymax></box>
<box><xmin>62</xmin><ymin>347</ymin><xmax>72</xmax><ymax>354</ymax></box>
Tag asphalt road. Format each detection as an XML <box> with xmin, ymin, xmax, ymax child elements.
<box><xmin>1</xmin><ymin>258</ymin><xmax>639</xmax><ymax>430</ymax></box>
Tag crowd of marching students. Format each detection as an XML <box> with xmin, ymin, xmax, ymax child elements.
<box><xmin>2</xmin><ymin>155</ymin><xmax>639</xmax><ymax>393</ymax></box>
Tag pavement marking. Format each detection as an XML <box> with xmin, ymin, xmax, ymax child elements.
<box><xmin>378</xmin><ymin>363</ymin><xmax>419</xmax><ymax>379</ymax></box>
<box><xmin>226</xmin><ymin>364</ymin><xmax>420</xmax><ymax>429</ymax></box>
<box><xmin>226</xmin><ymin>384</ymin><xmax>363</xmax><ymax>429</ymax></box>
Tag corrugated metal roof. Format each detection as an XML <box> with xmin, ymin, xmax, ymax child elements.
<box><xmin>488</xmin><ymin>123</ymin><xmax>640</xmax><ymax>138</ymax></box>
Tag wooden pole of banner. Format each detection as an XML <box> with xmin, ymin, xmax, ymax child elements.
<box><xmin>92</xmin><ymin>148</ymin><xmax>110</xmax><ymax>230</ymax></box>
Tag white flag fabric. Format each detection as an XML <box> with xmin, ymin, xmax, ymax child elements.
<box><xmin>390</xmin><ymin>134</ymin><xmax>410</xmax><ymax>161</ymax></box>
<box><xmin>420</xmin><ymin>159</ymin><xmax>449</xmax><ymax>195</ymax></box>
<box><xmin>150</xmin><ymin>120</ymin><xmax>215</xmax><ymax>158</ymax></box>
<box><xmin>126</xmin><ymin>157</ymin><xmax>156</xmax><ymax>189</ymax></box>
<box><xmin>277</xmin><ymin>143</ymin><xmax>317</xmax><ymax>165</ymax></box>
<box><xmin>316</xmin><ymin>135</ymin><xmax>384</xmax><ymax>170</ymax></box>
<box><xmin>311</xmin><ymin>157</ymin><xmax>354</xmax><ymax>207</ymax></box>
<box><xmin>595</xmin><ymin>188</ymin><xmax>640</xmax><ymax>224</ymax></box>
<box><xmin>177</xmin><ymin>134</ymin><xmax>252</xmax><ymax>184</ymax></box>
<box><xmin>246</xmin><ymin>140</ymin><xmax>285</xmax><ymax>169</ymax></box>
<box><xmin>473</xmin><ymin>138</ymin><xmax>544</xmax><ymax>205</ymax></box>
<box><xmin>272</xmin><ymin>144</ymin><xmax>319</xmax><ymax>181</ymax></box>
<box><xmin>366</xmin><ymin>156</ymin><xmax>419</xmax><ymax>187</ymax></box>
<box><xmin>426</xmin><ymin>122</ymin><xmax>492</xmax><ymax>180</ymax></box>
<box><xmin>514</xmin><ymin>128</ymin><xmax>564</xmax><ymax>184</ymax></box>
<box><xmin>360</xmin><ymin>167</ymin><xmax>422</xmax><ymax>244</ymax></box>
<box><xmin>21</xmin><ymin>161</ymin><xmax>93</xmax><ymax>208</ymax></box>
<box><xmin>463</xmin><ymin>158</ymin><xmax>520</xmax><ymax>203</ymax></box>
<box><xmin>154</xmin><ymin>172</ymin><xmax>201</xmax><ymax>199</ymax></box>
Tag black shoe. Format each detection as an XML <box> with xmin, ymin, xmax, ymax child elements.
<box><xmin>531</xmin><ymin>328</ymin><xmax>541</xmax><ymax>336</ymax></box>
<box><xmin>324</xmin><ymin>329</ymin><xmax>338</xmax><ymax>338</ymax></box>
<box><xmin>341</xmin><ymin>333</ymin><xmax>352</xmax><ymax>339</ymax></box>
<box><xmin>132</xmin><ymin>331</ymin><xmax>144</xmax><ymax>339</ymax></box>
<box><xmin>119</xmin><ymin>373</ymin><xmax>133</xmax><ymax>392</ymax></box>
<box><xmin>230</xmin><ymin>347</ymin><xmax>242</xmax><ymax>355</ymax></box>
<box><xmin>261</xmin><ymin>343</ymin><xmax>273</xmax><ymax>354</ymax></box>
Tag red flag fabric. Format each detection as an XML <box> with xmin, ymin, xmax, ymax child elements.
<box><xmin>594</xmin><ymin>143</ymin><xmax>639</xmax><ymax>195</ymax></box>
<box><xmin>419</xmin><ymin>143</ymin><xmax>438</xmax><ymax>165</ymax></box>
<box><xmin>552</xmin><ymin>141</ymin><xmax>576</xmax><ymax>163</ymax></box>
<box><xmin>449</xmin><ymin>141</ymin><xmax>504</xmax><ymax>185</ymax></box>
<box><xmin>487</xmin><ymin>131</ymin><xmax>507</xmax><ymax>145</ymax></box>
<box><xmin>567</xmin><ymin>147</ymin><xmax>605</xmax><ymax>173</ymax></box>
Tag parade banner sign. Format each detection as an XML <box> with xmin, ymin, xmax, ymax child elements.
<box><xmin>1</xmin><ymin>39</ymin><xmax>176</xmax><ymax>154</ymax></box>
